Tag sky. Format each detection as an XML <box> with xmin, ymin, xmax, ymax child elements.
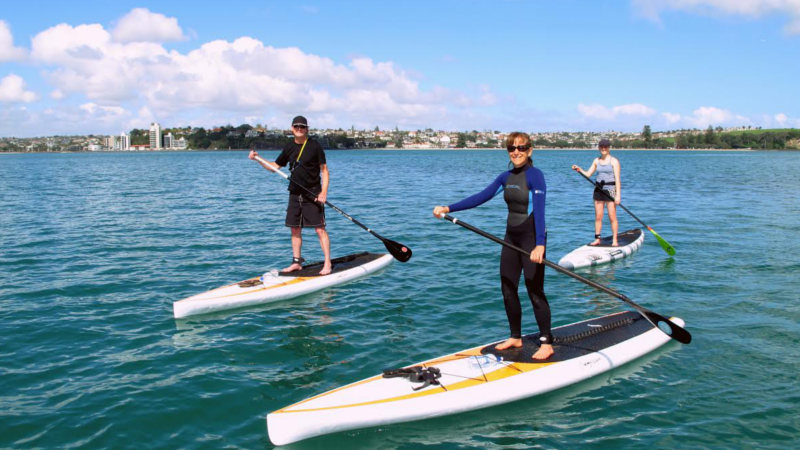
<box><xmin>0</xmin><ymin>0</ymin><xmax>799</xmax><ymax>137</ymax></box>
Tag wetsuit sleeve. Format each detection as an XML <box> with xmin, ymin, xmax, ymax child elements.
<box><xmin>528</xmin><ymin>168</ymin><xmax>547</xmax><ymax>246</ymax></box>
<box><xmin>448</xmin><ymin>173</ymin><xmax>506</xmax><ymax>212</ymax></box>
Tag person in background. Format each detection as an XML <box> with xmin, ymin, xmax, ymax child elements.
<box><xmin>571</xmin><ymin>138</ymin><xmax>621</xmax><ymax>246</ymax></box>
<box><xmin>432</xmin><ymin>132</ymin><xmax>553</xmax><ymax>360</ymax></box>
<box><xmin>249</xmin><ymin>115</ymin><xmax>332</xmax><ymax>275</ymax></box>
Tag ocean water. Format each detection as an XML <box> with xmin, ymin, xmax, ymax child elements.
<box><xmin>1</xmin><ymin>149</ymin><xmax>798</xmax><ymax>448</ymax></box>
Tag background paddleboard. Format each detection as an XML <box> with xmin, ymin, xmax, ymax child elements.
<box><xmin>558</xmin><ymin>228</ymin><xmax>644</xmax><ymax>270</ymax></box>
<box><xmin>266</xmin><ymin>310</ymin><xmax>682</xmax><ymax>445</ymax></box>
<box><xmin>173</xmin><ymin>252</ymin><xmax>392</xmax><ymax>318</ymax></box>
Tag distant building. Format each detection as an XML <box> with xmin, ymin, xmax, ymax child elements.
<box><xmin>163</xmin><ymin>132</ymin><xmax>173</xmax><ymax>149</ymax></box>
<box><xmin>149</xmin><ymin>123</ymin><xmax>162</xmax><ymax>149</ymax></box>
<box><xmin>119</xmin><ymin>132</ymin><xmax>130</xmax><ymax>151</ymax></box>
<box><xmin>173</xmin><ymin>137</ymin><xmax>187</xmax><ymax>150</ymax></box>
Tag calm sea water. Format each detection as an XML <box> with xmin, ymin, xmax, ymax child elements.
<box><xmin>1</xmin><ymin>149</ymin><xmax>799</xmax><ymax>448</ymax></box>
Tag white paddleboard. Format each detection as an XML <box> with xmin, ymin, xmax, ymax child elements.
<box><xmin>173</xmin><ymin>252</ymin><xmax>392</xmax><ymax>318</ymax></box>
<box><xmin>266</xmin><ymin>310</ymin><xmax>682</xmax><ymax>445</ymax></box>
<box><xmin>558</xmin><ymin>228</ymin><xmax>644</xmax><ymax>270</ymax></box>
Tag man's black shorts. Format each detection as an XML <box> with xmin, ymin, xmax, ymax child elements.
<box><xmin>285</xmin><ymin>194</ymin><xmax>326</xmax><ymax>228</ymax></box>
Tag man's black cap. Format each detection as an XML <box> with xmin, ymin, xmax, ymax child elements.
<box><xmin>291</xmin><ymin>116</ymin><xmax>308</xmax><ymax>127</ymax></box>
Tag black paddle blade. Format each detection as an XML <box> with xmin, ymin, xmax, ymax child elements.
<box><xmin>641</xmin><ymin>310</ymin><xmax>692</xmax><ymax>344</ymax></box>
<box><xmin>384</xmin><ymin>239</ymin><xmax>412</xmax><ymax>262</ymax></box>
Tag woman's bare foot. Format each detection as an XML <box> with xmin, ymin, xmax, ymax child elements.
<box><xmin>589</xmin><ymin>238</ymin><xmax>601</xmax><ymax>246</ymax></box>
<box><xmin>495</xmin><ymin>338</ymin><xmax>523</xmax><ymax>351</ymax></box>
<box><xmin>532</xmin><ymin>344</ymin><xmax>554</xmax><ymax>360</ymax></box>
<box><xmin>611</xmin><ymin>241</ymin><xmax>619</xmax><ymax>247</ymax></box>
<box><xmin>318</xmin><ymin>263</ymin><xmax>332</xmax><ymax>275</ymax></box>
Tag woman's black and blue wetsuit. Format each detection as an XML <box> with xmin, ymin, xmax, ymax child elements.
<box><xmin>448</xmin><ymin>163</ymin><xmax>552</xmax><ymax>343</ymax></box>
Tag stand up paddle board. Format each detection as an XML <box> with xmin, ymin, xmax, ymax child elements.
<box><xmin>267</xmin><ymin>310</ymin><xmax>683</xmax><ymax>445</ymax></box>
<box><xmin>558</xmin><ymin>228</ymin><xmax>644</xmax><ymax>270</ymax></box>
<box><xmin>173</xmin><ymin>252</ymin><xmax>392</xmax><ymax>318</ymax></box>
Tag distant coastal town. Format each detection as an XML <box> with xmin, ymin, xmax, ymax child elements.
<box><xmin>1</xmin><ymin>122</ymin><xmax>798</xmax><ymax>153</ymax></box>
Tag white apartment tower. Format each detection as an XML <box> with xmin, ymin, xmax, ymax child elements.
<box><xmin>149</xmin><ymin>122</ymin><xmax>162</xmax><ymax>149</ymax></box>
<box><xmin>119</xmin><ymin>132</ymin><xmax>130</xmax><ymax>151</ymax></box>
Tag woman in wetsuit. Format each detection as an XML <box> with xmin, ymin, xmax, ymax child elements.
<box><xmin>571</xmin><ymin>138</ymin><xmax>621</xmax><ymax>246</ymax></box>
<box><xmin>432</xmin><ymin>132</ymin><xmax>553</xmax><ymax>361</ymax></box>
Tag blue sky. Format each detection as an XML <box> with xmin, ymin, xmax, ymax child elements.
<box><xmin>1</xmin><ymin>0</ymin><xmax>798</xmax><ymax>137</ymax></box>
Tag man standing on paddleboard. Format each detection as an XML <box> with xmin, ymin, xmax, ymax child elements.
<box><xmin>432</xmin><ymin>132</ymin><xmax>553</xmax><ymax>360</ymax></box>
<box><xmin>249</xmin><ymin>115</ymin><xmax>332</xmax><ymax>275</ymax></box>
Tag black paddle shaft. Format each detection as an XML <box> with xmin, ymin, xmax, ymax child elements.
<box><xmin>576</xmin><ymin>171</ymin><xmax>646</xmax><ymax>226</ymax></box>
<box><xmin>441</xmin><ymin>214</ymin><xmax>691</xmax><ymax>344</ymax></box>
<box><xmin>254</xmin><ymin>155</ymin><xmax>411</xmax><ymax>262</ymax></box>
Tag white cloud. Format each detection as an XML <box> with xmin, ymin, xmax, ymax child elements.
<box><xmin>0</xmin><ymin>74</ymin><xmax>38</xmax><ymax>102</ymax></box>
<box><xmin>577</xmin><ymin>103</ymin><xmax>657</xmax><ymax>119</ymax></box>
<box><xmin>662</xmin><ymin>112</ymin><xmax>682</xmax><ymax>123</ymax></box>
<box><xmin>686</xmin><ymin>106</ymin><xmax>749</xmax><ymax>127</ymax></box>
<box><xmin>632</xmin><ymin>0</ymin><xmax>800</xmax><ymax>35</ymax></box>
<box><xmin>26</xmin><ymin>15</ymin><xmax>498</xmax><ymax>133</ymax></box>
<box><xmin>112</xmin><ymin>8</ymin><xmax>186</xmax><ymax>43</ymax></box>
<box><xmin>0</xmin><ymin>20</ymin><xmax>26</xmax><ymax>61</ymax></box>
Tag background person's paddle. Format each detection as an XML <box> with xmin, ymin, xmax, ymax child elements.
<box><xmin>575</xmin><ymin>170</ymin><xmax>676</xmax><ymax>256</ymax></box>
<box><xmin>253</xmin><ymin>155</ymin><xmax>412</xmax><ymax>262</ymax></box>
<box><xmin>439</xmin><ymin>213</ymin><xmax>691</xmax><ymax>344</ymax></box>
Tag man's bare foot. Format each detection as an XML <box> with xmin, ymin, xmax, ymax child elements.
<box><xmin>319</xmin><ymin>263</ymin><xmax>332</xmax><ymax>275</ymax></box>
<box><xmin>495</xmin><ymin>338</ymin><xmax>523</xmax><ymax>351</ymax></box>
<box><xmin>589</xmin><ymin>238</ymin><xmax>601</xmax><ymax>246</ymax></box>
<box><xmin>611</xmin><ymin>241</ymin><xmax>619</xmax><ymax>247</ymax></box>
<box><xmin>532</xmin><ymin>344</ymin><xmax>554</xmax><ymax>360</ymax></box>
<box><xmin>282</xmin><ymin>263</ymin><xmax>302</xmax><ymax>273</ymax></box>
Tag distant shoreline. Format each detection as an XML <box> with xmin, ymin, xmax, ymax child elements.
<box><xmin>2</xmin><ymin>147</ymin><xmax>789</xmax><ymax>155</ymax></box>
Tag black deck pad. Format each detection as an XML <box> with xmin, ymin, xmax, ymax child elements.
<box><xmin>480</xmin><ymin>311</ymin><xmax>654</xmax><ymax>363</ymax></box>
<box><xmin>278</xmin><ymin>252</ymin><xmax>385</xmax><ymax>278</ymax></box>
<box><xmin>590</xmin><ymin>228</ymin><xmax>642</xmax><ymax>248</ymax></box>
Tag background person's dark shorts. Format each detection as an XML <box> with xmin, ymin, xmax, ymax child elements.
<box><xmin>593</xmin><ymin>187</ymin><xmax>616</xmax><ymax>202</ymax></box>
<box><xmin>285</xmin><ymin>194</ymin><xmax>326</xmax><ymax>228</ymax></box>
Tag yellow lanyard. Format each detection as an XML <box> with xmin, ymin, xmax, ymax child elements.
<box><xmin>295</xmin><ymin>139</ymin><xmax>308</xmax><ymax>164</ymax></box>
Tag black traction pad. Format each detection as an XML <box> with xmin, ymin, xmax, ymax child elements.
<box><xmin>590</xmin><ymin>228</ymin><xmax>642</xmax><ymax>248</ymax></box>
<box><xmin>277</xmin><ymin>252</ymin><xmax>386</xmax><ymax>278</ymax></box>
<box><xmin>480</xmin><ymin>311</ymin><xmax>654</xmax><ymax>363</ymax></box>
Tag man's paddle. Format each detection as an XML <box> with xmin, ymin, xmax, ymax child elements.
<box><xmin>253</xmin><ymin>155</ymin><xmax>412</xmax><ymax>262</ymax></box>
<box><xmin>574</xmin><ymin>170</ymin><xmax>676</xmax><ymax>256</ymax></box>
<box><xmin>439</xmin><ymin>213</ymin><xmax>691</xmax><ymax>344</ymax></box>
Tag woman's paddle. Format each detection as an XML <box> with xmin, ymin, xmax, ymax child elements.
<box><xmin>439</xmin><ymin>213</ymin><xmax>691</xmax><ymax>344</ymax></box>
<box><xmin>253</xmin><ymin>155</ymin><xmax>412</xmax><ymax>262</ymax></box>
<box><xmin>575</xmin><ymin>171</ymin><xmax>676</xmax><ymax>256</ymax></box>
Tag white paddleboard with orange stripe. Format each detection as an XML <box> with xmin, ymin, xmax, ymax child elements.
<box><xmin>267</xmin><ymin>310</ymin><xmax>683</xmax><ymax>445</ymax></box>
<box><xmin>173</xmin><ymin>252</ymin><xmax>392</xmax><ymax>318</ymax></box>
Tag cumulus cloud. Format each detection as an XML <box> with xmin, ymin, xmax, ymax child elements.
<box><xmin>0</xmin><ymin>20</ymin><xmax>26</xmax><ymax>61</ymax></box>
<box><xmin>577</xmin><ymin>103</ymin><xmax>657</xmax><ymax>119</ymax></box>
<box><xmin>0</xmin><ymin>74</ymin><xmax>38</xmax><ymax>102</ymax></box>
<box><xmin>685</xmin><ymin>106</ymin><xmax>750</xmax><ymax>127</ymax></box>
<box><xmin>26</xmin><ymin>14</ymin><xmax>498</xmax><ymax>132</ymax></box>
<box><xmin>632</xmin><ymin>0</ymin><xmax>800</xmax><ymax>35</ymax></box>
<box><xmin>111</xmin><ymin>8</ymin><xmax>186</xmax><ymax>43</ymax></box>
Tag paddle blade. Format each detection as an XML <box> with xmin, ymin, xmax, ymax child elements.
<box><xmin>641</xmin><ymin>310</ymin><xmax>692</xmax><ymax>344</ymax></box>
<box><xmin>384</xmin><ymin>239</ymin><xmax>412</xmax><ymax>262</ymax></box>
<box><xmin>647</xmin><ymin>227</ymin><xmax>676</xmax><ymax>256</ymax></box>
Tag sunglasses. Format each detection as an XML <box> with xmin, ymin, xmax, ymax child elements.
<box><xmin>507</xmin><ymin>145</ymin><xmax>530</xmax><ymax>152</ymax></box>
<box><xmin>292</xmin><ymin>124</ymin><xmax>308</xmax><ymax>129</ymax></box>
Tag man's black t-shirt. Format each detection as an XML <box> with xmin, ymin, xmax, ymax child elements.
<box><xmin>275</xmin><ymin>138</ymin><xmax>326</xmax><ymax>195</ymax></box>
